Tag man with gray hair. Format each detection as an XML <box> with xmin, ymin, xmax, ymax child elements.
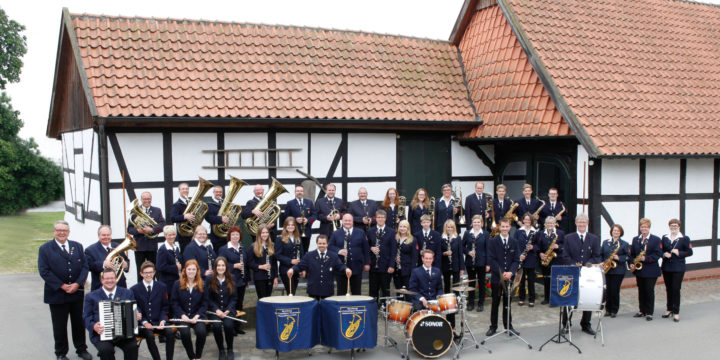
<box><xmin>127</xmin><ymin>191</ymin><xmax>166</xmax><ymax>282</ymax></box>
<box><xmin>85</xmin><ymin>225</ymin><xmax>128</xmax><ymax>290</ymax></box>
<box><xmin>348</xmin><ymin>187</ymin><xmax>377</xmax><ymax>231</ymax></box>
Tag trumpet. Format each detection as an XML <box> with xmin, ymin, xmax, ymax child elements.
<box><xmin>455</xmin><ymin>187</ymin><xmax>465</xmax><ymax>225</ymax></box>
<box><xmin>330</xmin><ymin>200</ymin><xmax>340</xmax><ymax>232</ymax></box>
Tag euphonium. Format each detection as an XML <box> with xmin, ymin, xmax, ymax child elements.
<box><xmin>129</xmin><ymin>199</ymin><xmax>159</xmax><ymax>239</ymax></box>
<box><xmin>178</xmin><ymin>177</ymin><xmax>215</xmax><ymax>237</ymax></box>
<box><xmin>106</xmin><ymin>234</ymin><xmax>136</xmax><ymax>281</ymax></box>
<box><xmin>541</xmin><ymin>233</ymin><xmax>559</xmax><ymax>267</ymax></box>
<box><xmin>245</xmin><ymin>178</ymin><xmax>289</xmax><ymax>235</ymax></box>
<box><xmin>211</xmin><ymin>176</ymin><xmax>248</xmax><ymax>238</ymax></box>
<box><xmin>602</xmin><ymin>242</ymin><xmax>621</xmax><ymax>274</ymax></box>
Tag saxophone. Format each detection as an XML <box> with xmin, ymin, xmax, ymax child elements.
<box><xmin>555</xmin><ymin>204</ymin><xmax>567</xmax><ymax>228</ymax></box>
<box><xmin>106</xmin><ymin>234</ymin><xmax>136</xmax><ymax>281</ymax></box>
<box><xmin>512</xmin><ymin>229</ymin><xmax>535</xmax><ymax>292</ymax></box>
<box><xmin>245</xmin><ymin>178</ymin><xmax>289</xmax><ymax>236</ymax></box>
<box><xmin>211</xmin><ymin>176</ymin><xmax>248</xmax><ymax>238</ymax></box>
<box><xmin>178</xmin><ymin>177</ymin><xmax>215</xmax><ymax>237</ymax></box>
<box><xmin>532</xmin><ymin>197</ymin><xmax>546</xmax><ymax>228</ymax></box>
<box><xmin>490</xmin><ymin>199</ymin><xmax>518</xmax><ymax>237</ymax></box>
<box><xmin>129</xmin><ymin>199</ymin><xmax>159</xmax><ymax>239</ymax></box>
<box><xmin>541</xmin><ymin>233</ymin><xmax>559</xmax><ymax>267</ymax></box>
<box><xmin>602</xmin><ymin>241</ymin><xmax>621</xmax><ymax>273</ymax></box>
<box><xmin>631</xmin><ymin>248</ymin><xmax>646</xmax><ymax>272</ymax></box>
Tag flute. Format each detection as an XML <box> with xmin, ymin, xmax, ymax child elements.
<box><xmin>205</xmin><ymin>311</ymin><xmax>248</xmax><ymax>323</ymax></box>
<box><xmin>169</xmin><ymin>318</ymin><xmax>222</xmax><ymax>323</ymax></box>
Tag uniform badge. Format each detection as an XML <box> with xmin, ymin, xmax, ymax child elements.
<box><xmin>557</xmin><ymin>275</ymin><xmax>574</xmax><ymax>297</ymax></box>
<box><xmin>339</xmin><ymin>306</ymin><xmax>366</xmax><ymax>340</ymax></box>
<box><xmin>276</xmin><ymin>308</ymin><xmax>300</xmax><ymax>343</ymax></box>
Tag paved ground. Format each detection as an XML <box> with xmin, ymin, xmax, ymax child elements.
<box><xmin>5</xmin><ymin>274</ymin><xmax>719</xmax><ymax>359</ymax></box>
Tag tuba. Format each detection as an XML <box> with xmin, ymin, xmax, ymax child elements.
<box><xmin>129</xmin><ymin>199</ymin><xmax>159</xmax><ymax>239</ymax></box>
<box><xmin>106</xmin><ymin>234</ymin><xmax>136</xmax><ymax>281</ymax></box>
<box><xmin>245</xmin><ymin>178</ymin><xmax>289</xmax><ymax>235</ymax></box>
<box><xmin>178</xmin><ymin>178</ymin><xmax>215</xmax><ymax>237</ymax></box>
<box><xmin>212</xmin><ymin>176</ymin><xmax>248</xmax><ymax>238</ymax></box>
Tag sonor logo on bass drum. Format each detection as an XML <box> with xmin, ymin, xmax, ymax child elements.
<box><xmin>420</xmin><ymin>321</ymin><xmax>444</xmax><ymax>327</ymax></box>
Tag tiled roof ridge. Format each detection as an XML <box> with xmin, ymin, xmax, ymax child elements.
<box><xmin>675</xmin><ymin>0</ymin><xmax>720</xmax><ymax>9</ymax></box>
<box><xmin>69</xmin><ymin>12</ymin><xmax>453</xmax><ymax>45</ymax></box>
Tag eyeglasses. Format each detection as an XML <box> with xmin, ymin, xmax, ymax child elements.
<box><xmin>54</xmin><ymin>229</ymin><xmax>69</xmax><ymax>233</ymax></box>
<box><xmin>141</xmin><ymin>271</ymin><xmax>155</xmax><ymax>275</ymax></box>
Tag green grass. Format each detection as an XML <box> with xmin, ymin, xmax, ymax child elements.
<box><xmin>0</xmin><ymin>211</ymin><xmax>63</xmax><ymax>274</ymax></box>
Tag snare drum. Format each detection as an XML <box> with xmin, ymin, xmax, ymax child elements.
<box><xmin>405</xmin><ymin>310</ymin><xmax>453</xmax><ymax>358</ymax></box>
<box><xmin>387</xmin><ymin>299</ymin><xmax>412</xmax><ymax>324</ymax></box>
<box><xmin>427</xmin><ymin>300</ymin><xmax>441</xmax><ymax>313</ymax></box>
<box><xmin>577</xmin><ymin>266</ymin><xmax>605</xmax><ymax>310</ymax></box>
<box><xmin>436</xmin><ymin>293</ymin><xmax>458</xmax><ymax>314</ymax></box>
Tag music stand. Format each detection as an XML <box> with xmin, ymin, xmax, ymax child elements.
<box><xmin>538</xmin><ymin>266</ymin><xmax>581</xmax><ymax>353</ymax></box>
<box><xmin>481</xmin><ymin>275</ymin><xmax>532</xmax><ymax>349</ymax></box>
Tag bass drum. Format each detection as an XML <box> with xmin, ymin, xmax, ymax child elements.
<box><xmin>577</xmin><ymin>266</ymin><xmax>605</xmax><ymax>310</ymax></box>
<box><xmin>405</xmin><ymin>310</ymin><xmax>453</xmax><ymax>358</ymax></box>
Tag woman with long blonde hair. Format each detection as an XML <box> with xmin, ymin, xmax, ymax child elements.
<box><xmin>393</xmin><ymin>220</ymin><xmax>417</xmax><ymax>291</ymax></box>
<box><xmin>248</xmin><ymin>226</ymin><xmax>278</xmax><ymax>299</ymax></box>
<box><xmin>275</xmin><ymin>217</ymin><xmax>303</xmax><ymax>295</ymax></box>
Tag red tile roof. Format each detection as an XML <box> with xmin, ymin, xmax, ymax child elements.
<box><xmin>504</xmin><ymin>0</ymin><xmax>720</xmax><ymax>156</ymax></box>
<box><xmin>458</xmin><ymin>5</ymin><xmax>572</xmax><ymax>139</ymax></box>
<box><xmin>70</xmin><ymin>13</ymin><xmax>477</xmax><ymax>123</ymax></box>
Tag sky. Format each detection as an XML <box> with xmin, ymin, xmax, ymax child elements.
<box><xmin>2</xmin><ymin>0</ymin><xmax>719</xmax><ymax>161</ymax></box>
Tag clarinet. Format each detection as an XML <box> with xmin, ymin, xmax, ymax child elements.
<box><xmin>374</xmin><ymin>229</ymin><xmax>381</xmax><ymax>269</ymax></box>
<box><xmin>238</xmin><ymin>245</ymin><xmax>245</xmax><ymax>280</ymax></box>
<box><xmin>295</xmin><ymin>238</ymin><xmax>301</xmax><ymax>260</ymax></box>
<box><xmin>471</xmin><ymin>232</ymin><xmax>476</xmax><ymax>265</ymax></box>
<box><xmin>446</xmin><ymin>236</ymin><xmax>452</xmax><ymax>265</ymax></box>
<box><xmin>343</xmin><ymin>233</ymin><xmax>349</xmax><ymax>264</ymax></box>
<box><xmin>265</xmin><ymin>247</ymin><xmax>271</xmax><ymax>278</ymax></box>
<box><xmin>396</xmin><ymin>238</ymin><xmax>402</xmax><ymax>271</ymax></box>
<box><xmin>172</xmin><ymin>247</ymin><xmax>181</xmax><ymax>278</ymax></box>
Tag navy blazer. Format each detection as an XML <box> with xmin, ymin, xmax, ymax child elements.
<box><xmin>170</xmin><ymin>280</ymin><xmax>207</xmax><ymax>319</ymax></box>
<box><xmin>395</xmin><ymin>238</ymin><xmax>418</xmax><ymax>277</ymax></box>
<box><xmin>247</xmin><ymin>246</ymin><xmax>278</xmax><ymax>281</ymax></box>
<box><xmin>492</xmin><ymin>198</ymin><xmax>513</xmax><ymax>224</ymax></box>
<box><xmin>601</xmin><ymin>239</ymin><xmax>631</xmax><ymax>276</ymax></box>
<box><xmin>127</xmin><ymin>205</ymin><xmax>166</xmax><ymax>252</ymax></box>
<box><xmin>274</xmin><ymin>236</ymin><xmax>304</xmax><ymax>273</ymax></box>
<box><xmin>382</xmin><ymin>204</ymin><xmax>401</xmax><ymax>231</ymax></box>
<box><xmin>538</xmin><ymin>229</ymin><xmax>565</xmax><ymax>266</ymax></box>
<box><xmin>440</xmin><ymin>236</ymin><xmax>466</xmax><ymax>273</ymax></box>
<box><xmin>562</xmin><ymin>232</ymin><xmax>601</xmax><ymax>266</ymax></box>
<box><xmin>83</xmin><ymin>286</ymin><xmax>135</xmax><ymax>344</ymax></box>
<box><xmin>170</xmin><ymin>198</ymin><xmax>189</xmax><ymax>224</ymax></box>
<box><xmin>514</xmin><ymin>228</ymin><xmax>539</xmax><ymax>268</ymax></box>
<box><xmin>315</xmin><ymin>196</ymin><xmax>345</xmax><ymax>236</ymax></box>
<box><xmin>218</xmin><ymin>244</ymin><xmax>249</xmax><ymax>287</ymax></box>
<box><xmin>409</xmin><ymin>204</ymin><xmax>429</xmax><ymax>235</ymax></box>
<box><xmin>156</xmin><ymin>243</ymin><xmax>183</xmax><ymax>285</ymax></box>
<box><xmin>131</xmin><ymin>281</ymin><xmax>169</xmax><ymax>325</ymax></box>
<box><xmin>414</xmin><ymin>229</ymin><xmax>443</xmax><ymax>269</ymax></box>
<box><xmin>464</xmin><ymin>193</ymin><xmax>490</xmax><ymax>229</ymax></box>
<box><xmin>487</xmin><ymin>235</ymin><xmax>520</xmax><ymax>285</ymax></box>
<box><xmin>630</xmin><ymin>234</ymin><xmax>663</xmax><ymax>278</ymax></box>
<box><xmin>292</xmin><ymin>250</ymin><xmax>347</xmax><ymax>297</ymax></box>
<box><xmin>514</xmin><ymin>198</ymin><xmax>543</xmax><ymax>223</ymax></box>
<box><xmin>183</xmin><ymin>241</ymin><xmax>217</xmax><ymax>275</ymax></box>
<box><xmin>463</xmin><ymin>229</ymin><xmax>489</xmax><ymax>268</ymax></box>
<box><xmin>434</xmin><ymin>197</ymin><xmax>458</xmax><ymax>232</ymax></box>
<box><xmin>283</xmin><ymin>198</ymin><xmax>317</xmax><ymax>238</ymax></box>
<box><xmin>661</xmin><ymin>235</ymin><xmax>693</xmax><ymax>273</ymax></box>
<box><xmin>328</xmin><ymin>227</ymin><xmax>369</xmax><ymax>274</ymax></box>
<box><xmin>204</xmin><ymin>198</ymin><xmax>225</xmax><ymax>244</ymax></box>
<box><xmin>38</xmin><ymin>239</ymin><xmax>89</xmax><ymax>304</ymax></box>
<box><xmin>85</xmin><ymin>241</ymin><xmax>128</xmax><ymax>291</ymax></box>
<box><xmin>367</xmin><ymin>226</ymin><xmax>397</xmax><ymax>273</ymax></box>
<box><xmin>408</xmin><ymin>266</ymin><xmax>443</xmax><ymax>303</ymax></box>
<box><xmin>539</xmin><ymin>201</ymin><xmax>567</xmax><ymax>229</ymax></box>
<box><xmin>240</xmin><ymin>196</ymin><xmax>261</xmax><ymax>220</ymax></box>
<box><xmin>348</xmin><ymin>199</ymin><xmax>378</xmax><ymax>230</ymax></box>
<box><xmin>204</xmin><ymin>278</ymin><xmax>236</xmax><ymax>313</ymax></box>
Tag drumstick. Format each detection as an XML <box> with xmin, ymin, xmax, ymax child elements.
<box><xmin>346</xmin><ymin>276</ymin><xmax>351</xmax><ymax>297</ymax></box>
<box><xmin>288</xmin><ymin>275</ymin><xmax>294</xmax><ymax>297</ymax></box>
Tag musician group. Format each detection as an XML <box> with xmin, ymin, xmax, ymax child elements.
<box><xmin>39</xmin><ymin>180</ymin><xmax>694</xmax><ymax>360</ymax></box>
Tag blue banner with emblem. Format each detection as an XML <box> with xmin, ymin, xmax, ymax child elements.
<box><xmin>256</xmin><ymin>297</ymin><xmax>319</xmax><ymax>352</ymax></box>
<box><xmin>320</xmin><ymin>296</ymin><xmax>378</xmax><ymax>350</ymax></box>
<box><xmin>550</xmin><ymin>265</ymin><xmax>580</xmax><ymax>307</ymax></box>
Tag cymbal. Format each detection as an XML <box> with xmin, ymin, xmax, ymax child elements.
<box><xmin>452</xmin><ymin>286</ymin><xmax>474</xmax><ymax>292</ymax></box>
<box><xmin>393</xmin><ymin>288</ymin><xmax>419</xmax><ymax>295</ymax></box>
<box><xmin>452</xmin><ymin>278</ymin><xmax>477</xmax><ymax>286</ymax></box>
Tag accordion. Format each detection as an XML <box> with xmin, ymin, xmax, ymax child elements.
<box><xmin>99</xmin><ymin>300</ymin><xmax>138</xmax><ymax>341</ymax></box>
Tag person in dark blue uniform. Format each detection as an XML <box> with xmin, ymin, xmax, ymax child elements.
<box><xmin>128</xmin><ymin>191</ymin><xmax>166</xmax><ymax>282</ymax></box>
<box><xmin>218</xmin><ymin>226</ymin><xmax>249</xmax><ymax>334</ymax></box>
<box><xmin>464</xmin><ymin>182</ymin><xmax>491</xmax><ymax>231</ymax></box>
<box><xmin>514</xmin><ymin>213</ymin><xmax>538</xmax><ymax>307</ymax></box>
<box><xmin>463</xmin><ymin>215</ymin><xmax>490</xmax><ymax>312</ymax></box>
<box><xmin>38</xmin><ymin>221</ymin><xmax>92</xmax><ymax>360</ymax></box>
<box><xmin>241</xmin><ymin>184</ymin><xmax>277</xmax><ymax>240</ymax></box>
<box><xmin>368</xmin><ymin>210</ymin><xmax>397</xmax><ymax>302</ymax></box>
<box><xmin>393</xmin><ymin>220</ymin><xmax>418</xmax><ymax>293</ymax></box>
<box><xmin>492</xmin><ymin>184</ymin><xmax>514</xmax><ymax>234</ymax></box>
<box><xmin>205</xmin><ymin>185</ymin><xmax>231</xmax><ymax>250</ymax></box>
<box><xmin>434</xmin><ymin>184</ymin><xmax>458</xmax><ymax>233</ymax></box>
<box><xmin>171</xmin><ymin>259</ymin><xmax>207</xmax><ymax>360</ymax></box>
<box><xmin>248</xmin><ymin>225</ymin><xmax>279</xmax><ymax>299</ymax></box>
<box><xmin>409</xmin><ymin>188</ymin><xmax>430</xmax><ymax>234</ymax></box>
<box><xmin>661</xmin><ymin>218</ymin><xmax>693</xmax><ymax>322</ymax></box>
<box><xmin>514</xmin><ymin>184</ymin><xmax>543</xmax><ymax>228</ymax></box>
<box><xmin>381</xmin><ymin>187</ymin><xmax>403</xmax><ymax>231</ymax></box>
<box><xmin>156</xmin><ymin>225</ymin><xmax>183</xmax><ymax>286</ymax></box>
<box><xmin>328</xmin><ymin>213</ymin><xmax>370</xmax><ymax>295</ymax></box>
<box><xmin>440</xmin><ymin>219</ymin><xmax>464</xmax><ymax>329</ymax></box>
<box><xmin>132</xmin><ymin>261</ymin><xmax>174</xmax><ymax>360</ymax></box>
<box><xmin>538</xmin><ymin>216</ymin><xmax>565</xmax><ymax>305</ymax></box>
<box><xmin>183</xmin><ymin>225</ymin><xmax>217</xmax><ymax>279</ymax></box>
<box><xmin>315</xmin><ymin>183</ymin><xmax>344</xmax><ymax>238</ymax></box>
<box><xmin>414</xmin><ymin>214</ymin><xmax>442</xmax><ymax>269</ymax></box>
<box><xmin>282</xmin><ymin>184</ymin><xmax>316</xmax><ymax>253</ymax></box>
<box><xmin>289</xmin><ymin>235</ymin><xmax>351</xmax><ymax>300</ymax></box>
<box><xmin>630</xmin><ymin>218</ymin><xmax>663</xmax><ymax>321</ymax></box>
<box><xmin>85</xmin><ymin>225</ymin><xmax>127</xmax><ymax>291</ymax></box>
<box><xmin>486</xmin><ymin>219</ymin><xmax>519</xmax><ymax>337</ymax></box>
<box><xmin>539</xmin><ymin>188</ymin><xmax>567</xmax><ymax>231</ymax></box>
<box><xmin>561</xmin><ymin>214</ymin><xmax>601</xmax><ymax>335</ymax></box>
<box><xmin>408</xmin><ymin>249</ymin><xmax>443</xmax><ymax>311</ymax></box>
<box><xmin>275</xmin><ymin>217</ymin><xmax>303</xmax><ymax>295</ymax></box>
<box><xmin>206</xmin><ymin>257</ymin><xmax>237</xmax><ymax>360</ymax></box>
<box><xmin>83</xmin><ymin>268</ymin><xmax>138</xmax><ymax>360</ymax></box>
<box><xmin>169</xmin><ymin>183</ymin><xmax>193</xmax><ymax>251</ymax></box>
<box><xmin>348</xmin><ymin>187</ymin><xmax>378</xmax><ymax>231</ymax></box>
<box><xmin>602</xmin><ymin>224</ymin><xmax>630</xmax><ymax>318</ymax></box>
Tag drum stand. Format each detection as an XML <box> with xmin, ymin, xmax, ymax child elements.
<box><xmin>538</xmin><ymin>306</ymin><xmax>581</xmax><ymax>353</ymax></box>
<box><xmin>453</xmin><ymin>290</ymin><xmax>491</xmax><ymax>359</ymax></box>
<box><xmin>481</xmin><ymin>280</ymin><xmax>532</xmax><ymax>349</ymax></box>
<box><xmin>379</xmin><ymin>296</ymin><xmax>407</xmax><ymax>359</ymax></box>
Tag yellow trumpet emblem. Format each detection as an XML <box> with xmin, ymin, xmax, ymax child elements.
<box><xmin>280</xmin><ymin>317</ymin><xmax>295</xmax><ymax>341</ymax></box>
<box><xmin>344</xmin><ymin>314</ymin><xmax>362</xmax><ymax>338</ymax></box>
<box><xmin>559</xmin><ymin>280</ymin><xmax>571</xmax><ymax>296</ymax></box>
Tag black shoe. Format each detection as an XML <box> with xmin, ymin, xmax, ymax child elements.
<box><xmin>673</xmin><ymin>315</ymin><xmax>680</xmax><ymax>322</ymax></box>
<box><xmin>467</xmin><ymin>303</ymin><xmax>475</xmax><ymax>311</ymax></box>
<box><xmin>633</xmin><ymin>312</ymin><xmax>645</xmax><ymax>318</ymax></box>
<box><xmin>518</xmin><ymin>301</ymin><xmax>525</xmax><ymax>306</ymax></box>
<box><xmin>611</xmin><ymin>313</ymin><xmax>617</xmax><ymax>318</ymax></box>
<box><xmin>582</xmin><ymin>327</ymin><xmax>596</xmax><ymax>336</ymax></box>
<box><xmin>477</xmin><ymin>304</ymin><xmax>484</xmax><ymax>312</ymax></box>
<box><xmin>56</xmin><ymin>356</ymin><xmax>69</xmax><ymax>360</ymax></box>
<box><xmin>528</xmin><ymin>302</ymin><xmax>535</xmax><ymax>307</ymax></box>
<box><xmin>218</xmin><ymin>349</ymin><xmax>227</xmax><ymax>360</ymax></box>
<box><xmin>541</xmin><ymin>300</ymin><xmax>549</xmax><ymax>305</ymax></box>
<box><xmin>604</xmin><ymin>312</ymin><xmax>611</xmax><ymax>317</ymax></box>
<box><xmin>646</xmin><ymin>315</ymin><xmax>653</xmax><ymax>321</ymax></box>
<box><xmin>561</xmin><ymin>327</ymin><xmax>569</xmax><ymax>335</ymax></box>
<box><xmin>508</xmin><ymin>327</ymin><xmax>520</xmax><ymax>336</ymax></box>
<box><xmin>485</xmin><ymin>327</ymin><xmax>497</xmax><ymax>336</ymax></box>
<box><xmin>662</xmin><ymin>311</ymin><xmax>672</xmax><ymax>318</ymax></box>
<box><xmin>227</xmin><ymin>350</ymin><xmax>235</xmax><ymax>359</ymax></box>
<box><xmin>77</xmin><ymin>351</ymin><xmax>92</xmax><ymax>360</ymax></box>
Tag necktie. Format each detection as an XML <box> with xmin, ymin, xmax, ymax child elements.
<box><xmin>62</xmin><ymin>244</ymin><xmax>69</xmax><ymax>255</ymax></box>
<box><xmin>503</xmin><ymin>238</ymin><xmax>507</xmax><ymax>248</ymax></box>
<box><xmin>551</xmin><ymin>203</ymin><xmax>555</xmax><ymax>211</ymax></box>
<box><xmin>499</xmin><ymin>201</ymin><xmax>503</xmax><ymax>210</ymax></box>
<box><xmin>362</xmin><ymin>201</ymin><xmax>366</xmax><ymax>207</ymax></box>
<box><xmin>580</xmin><ymin>234</ymin><xmax>584</xmax><ymax>242</ymax></box>
<box><xmin>477</xmin><ymin>194</ymin><xmax>481</xmax><ymax>201</ymax></box>
<box><xmin>527</xmin><ymin>200</ymin><xmax>530</xmax><ymax>206</ymax></box>
<box><xmin>108</xmin><ymin>292</ymin><xmax>113</xmax><ymax>301</ymax></box>
<box><xmin>147</xmin><ymin>285</ymin><xmax>152</xmax><ymax>294</ymax></box>
<box><xmin>106</xmin><ymin>247</ymin><xmax>111</xmax><ymax>253</ymax></box>
<box><xmin>321</xmin><ymin>252</ymin><xmax>325</xmax><ymax>260</ymax></box>
<box><xmin>427</xmin><ymin>269</ymin><xmax>431</xmax><ymax>277</ymax></box>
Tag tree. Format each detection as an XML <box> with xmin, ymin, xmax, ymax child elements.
<box><xmin>0</xmin><ymin>8</ymin><xmax>63</xmax><ymax>214</ymax></box>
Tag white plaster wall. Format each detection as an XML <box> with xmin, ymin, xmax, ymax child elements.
<box><xmin>108</xmin><ymin>133</ymin><xmax>164</xmax><ymax>183</ymax></box>
<box><xmin>275</xmin><ymin>133</ymin><xmax>308</xmax><ymax>179</ymax></box>
<box><xmin>577</xmin><ymin>145</ymin><xmax>589</xmax><ymax>198</ymax></box>
<box><xmin>601</xmin><ymin>159</ymin><xmax>639</xmax><ymax>195</ymax></box>
<box><xmin>63</xmin><ymin>213</ymin><xmax>102</xmax><ymax>249</ymax></box>
<box><xmin>310</xmin><ymin>133</ymin><xmax>342</xmax><ymax>178</ymax></box>
<box><xmin>602</xmin><ymin>201</ymin><xmax>640</xmax><ymax>240</ymax></box>
<box><xmin>170</xmin><ymin>133</ymin><xmax>220</xmax><ymax>181</ymax></box>
<box><xmin>686</xmin><ymin>159</ymin><xmax>714</xmax><ymax>194</ymax></box>
<box><xmin>685</xmin><ymin>199</ymin><xmax>713</xmax><ymax>240</ymax></box>
<box><xmin>84</xmin><ymin>177</ymin><xmax>101</xmax><ymax>214</ymax></box>
<box><xmin>686</xmin><ymin>246</ymin><xmax>711</xmax><ymax>264</ymax></box>
<box><xmin>346</xmin><ymin>182</ymin><xmax>397</xmax><ymax>202</ymax></box>
<box><xmin>224</xmin><ymin>132</ymin><xmax>270</xmax><ymax>180</ymax></box>
<box><xmin>451</xmin><ymin>139</ymin><xmax>492</xmax><ymax>177</ymax></box>
<box><xmin>348</xmin><ymin>133</ymin><xmax>396</xmax><ymax>177</ymax></box>
<box><xmin>645</xmin><ymin>159</ymin><xmax>680</xmax><ymax>194</ymax></box>
<box><xmin>643</xmin><ymin>200</ymin><xmax>680</xmax><ymax>235</ymax></box>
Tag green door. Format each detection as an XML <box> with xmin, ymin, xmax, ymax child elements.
<box><xmin>398</xmin><ymin>134</ymin><xmax>449</xmax><ymax>199</ymax></box>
